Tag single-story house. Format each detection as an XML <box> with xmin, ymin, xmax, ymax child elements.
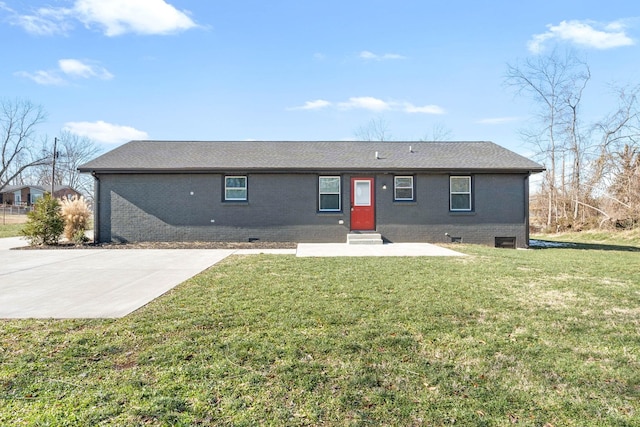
<box><xmin>78</xmin><ymin>140</ymin><xmax>544</xmax><ymax>248</ymax></box>
<box><xmin>0</xmin><ymin>184</ymin><xmax>81</xmax><ymax>206</ymax></box>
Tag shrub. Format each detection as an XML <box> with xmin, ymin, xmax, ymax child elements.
<box><xmin>60</xmin><ymin>196</ymin><xmax>91</xmax><ymax>243</ymax></box>
<box><xmin>20</xmin><ymin>194</ymin><xmax>65</xmax><ymax>245</ymax></box>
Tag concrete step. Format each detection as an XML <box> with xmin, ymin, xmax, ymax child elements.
<box><xmin>347</xmin><ymin>233</ymin><xmax>383</xmax><ymax>245</ymax></box>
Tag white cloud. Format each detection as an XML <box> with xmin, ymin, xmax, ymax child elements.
<box><xmin>14</xmin><ymin>8</ymin><xmax>73</xmax><ymax>36</ymax></box>
<box><xmin>6</xmin><ymin>3</ymin><xmax>74</xmax><ymax>36</ymax></box>
<box><xmin>476</xmin><ymin>117</ymin><xmax>521</xmax><ymax>125</ymax></box>
<box><xmin>58</xmin><ymin>59</ymin><xmax>113</xmax><ymax>80</ymax></box>
<box><xmin>291</xmin><ymin>97</ymin><xmax>445</xmax><ymax>115</ymax></box>
<box><xmin>289</xmin><ymin>99</ymin><xmax>332</xmax><ymax>110</ymax></box>
<box><xmin>14</xmin><ymin>70</ymin><xmax>66</xmax><ymax>86</ymax></box>
<box><xmin>9</xmin><ymin>0</ymin><xmax>196</xmax><ymax>36</ymax></box>
<box><xmin>74</xmin><ymin>0</ymin><xmax>197</xmax><ymax>36</ymax></box>
<box><xmin>64</xmin><ymin>121</ymin><xmax>149</xmax><ymax>144</ymax></box>
<box><xmin>528</xmin><ymin>19</ymin><xmax>634</xmax><ymax>53</ymax></box>
<box><xmin>403</xmin><ymin>103</ymin><xmax>445</xmax><ymax>114</ymax></box>
<box><xmin>16</xmin><ymin>59</ymin><xmax>113</xmax><ymax>85</ymax></box>
<box><xmin>338</xmin><ymin>97</ymin><xmax>391</xmax><ymax>112</ymax></box>
<box><xmin>359</xmin><ymin>50</ymin><xmax>406</xmax><ymax>61</ymax></box>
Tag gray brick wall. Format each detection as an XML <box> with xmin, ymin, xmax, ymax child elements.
<box><xmin>98</xmin><ymin>173</ymin><xmax>350</xmax><ymax>243</ymax></box>
<box><xmin>95</xmin><ymin>172</ymin><xmax>531</xmax><ymax>247</ymax></box>
<box><xmin>374</xmin><ymin>173</ymin><xmax>529</xmax><ymax>247</ymax></box>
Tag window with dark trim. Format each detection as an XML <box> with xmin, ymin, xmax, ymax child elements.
<box><xmin>450</xmin><ymin>176</ymin><xmax>472</xmax><ymax>211</ymax></box>
<box><xmin>225</xmin><ymin>176</ymin><xmax>247</xmax><ymax>201</ymax></box>
<box><xmin>394</xmin><ymin>176</ymin><xmax>414</xmax><ymax>201</ymax></box>
<box><xmin>319</xmin><ymin>176</ymin><xmax>341</xmax><ymax>211</ymax></box>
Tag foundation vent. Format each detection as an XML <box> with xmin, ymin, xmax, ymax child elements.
<box><xmin>495</xmin><ymin>237</ymin><xmax>516</xmax><ymax>249</ymax></box>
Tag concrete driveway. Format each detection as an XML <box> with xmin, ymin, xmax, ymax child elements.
<box><xmin>0</xmin><ymin>237</ymin><xmax>238</xmax><ymax>318</ymax></box>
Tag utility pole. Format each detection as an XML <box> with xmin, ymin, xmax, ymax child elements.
<box><xmin>51</xmin><ymin>137</ymin><xmax>58</xmax><ymax>196</ymax></box>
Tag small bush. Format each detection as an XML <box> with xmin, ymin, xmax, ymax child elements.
<box><xmin>60</xmin><ymin>196</ymin><xmax>91</xmax><ymax>243</ymax></box>
<box><xmin>20</xmin><ymin>194</ymin><xmax>65</xmax><ymax>245</ymax></box>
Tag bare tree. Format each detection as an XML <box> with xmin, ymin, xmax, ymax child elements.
<box><xmin>0</xmin><ymin>99</ymin><xmax>48</xmax><ymax>192</ymax></box>
<box><xmin>564</xmin><ymin>64</ymin><xmax>591</xmax><ymax>221</ymax></box>
<box><xmin>354</xmin><ymin>118</ymin><xmax>453</xmax><ymax>143</ymax></box>
<box><xmin>593</xmin><ymin>84</ymin><xmax>640</xmax><ymax>173</ymax></box>
<box><xmin>421</xmin><ymin>122</ymin><xmax>454</xmax><ymax>141</ymax></box>
<box><xmin>608</xmin><ymin>145</ymin><xmax>640</xmax><ymax>225</ymax></box>
<box><xmin>592</xmin><ymin>84</ymin><xmax>640</xmax><ymax>226</ymax></box>
<box><xmin>505</xmin><ymin>49</ymin><xmax>591</xmax><ymax>228</ymax></box>
<box><xmin>30</xmin><ymin>131</ymin><xmax>102</xmax><ymax>197</ymax></box>
<box><xmin>354</xmin><ymin>117</ymin><xmax>392</xmax><ymax>141</ymax></box>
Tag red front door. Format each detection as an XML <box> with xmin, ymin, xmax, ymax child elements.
<box><xmin>350</xmin><ymin>177</ymin><xmax>375</xmax><ymax>230</ymax></box>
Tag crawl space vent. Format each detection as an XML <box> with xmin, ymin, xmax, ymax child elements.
<box><xmin>495</xmin><ymin>237</ymin><xmax>516</xmax><ymax>249</ymax></box>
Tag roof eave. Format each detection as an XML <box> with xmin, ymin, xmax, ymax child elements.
<box><xmin>79</xmin><ymin>166</ymin><xmax>546</xmax><ymax>174</ymax></box>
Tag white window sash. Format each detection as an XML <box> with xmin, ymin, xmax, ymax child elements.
<box><xmin>225</xmin><ymin>176</ymin><xmax>247</xmax><ymax>201</ymax></box>
<box><xmin>450</xmin><ymin>176</ymin><xmax>472</xmax><ymax>211</ymax></box>
<box><xmin>394</xmin><ymin>176</ymin><xmax>414</xmax><ymax>201</ymax></box>
<box><xmin>319</xmin><ymin>176</ymin><xmax>341</xmax><ymax>211</ymax></box>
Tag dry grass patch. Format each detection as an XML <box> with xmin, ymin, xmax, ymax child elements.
<box><xmin>604</xmin><ymin>306</ymin><xmax>640</xmax><ymax>318</ymax></box>
<box><xmin>0</xmin><ymin>214</ymin><xmax>28</xmax><ymax>224</ymax></box>
<box><xmin>600</xmin><ymin>278</ymin><xmax>631</xmax><ymax>287</ymax></box>
<box><xmin>534</xmin><ymin>289</ymin><xmax>579</xmax><ymax>309</ymax></box>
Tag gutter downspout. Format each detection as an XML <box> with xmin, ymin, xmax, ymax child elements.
<box><xmin>91</xmin><ymin>171</ymin><xmax>100</xmax><ymax>244</ymax></box>
<box><xmin>524</xmin><ymin>174</ymin><xmax>530</xmax><ymax>248</ymax></box>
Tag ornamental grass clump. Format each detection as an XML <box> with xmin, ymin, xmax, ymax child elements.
<box><xmin>20</xmin><ymin>193</ymin><xmax>64</xmax><ymax>245</ymax></box>
<box><xmin>60</xmin><ymin>196</ymin><xmax>91</xmax><ymax>243</ymax></box>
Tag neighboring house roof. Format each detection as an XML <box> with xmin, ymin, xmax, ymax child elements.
<box><xmin>78</xmin><ymin>140</ymin><xmax>545</xmax><ymax>174</ymax></box>
<box><xmin>0</xmin><ymin>184</ymin><xmax>78</xmax><ymax>194</ymax></box>
<box><xmin>0</xmin><ymin>185</ymin><xmax>33</xmax><ymax>193</ymax></box>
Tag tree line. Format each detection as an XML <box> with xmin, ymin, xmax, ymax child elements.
<box><xmin>506</xmin><ymin>49</ymin><xmax>639</xmax><ymax>231</ymax></box>
<box><xmin>0</xmin><ymin>99</ymin><xmax>100</xmax><ymax>199</ymax></box>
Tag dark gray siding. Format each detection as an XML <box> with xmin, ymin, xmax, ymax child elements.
<box><xmin>376</xmin><ymin>173</ymin><xmax>529</xmax><ymax>246</ymax></box>
<box><xmin>97</xmin><ymin>173</ymin><xmax>350</xmax><ymax>243</ymax></box>
<box><xmin>95</xmin><ymin>172</ymin><xmax>530</xmax><ymax>247</ymax></box>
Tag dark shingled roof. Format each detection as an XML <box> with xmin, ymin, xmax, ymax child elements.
<box><xmin>79</xmin><ymin>140</ymin><xmax>545</xmax><ymax>173</ymax></box>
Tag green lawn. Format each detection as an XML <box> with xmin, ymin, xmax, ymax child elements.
<box><xmin>1</xmin><ymin>238</ymin><xmax>639</xmax><ymax>426</ymax></box>
<box><xmin>0</xmin><ymin>223</ymin><xmax>24</xmax><ymax>238</ymax></box>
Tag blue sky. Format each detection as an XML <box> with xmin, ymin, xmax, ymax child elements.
<box><xmin>1</xmin><ymin>0</ymin><xmax>639</xmax><ymax>156</ymax></box>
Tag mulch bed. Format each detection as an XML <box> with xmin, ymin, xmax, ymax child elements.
<box><xmin>14</xmin><ymin>241</ymin><xmax>298</xmax><ymax>250</ymax></box>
